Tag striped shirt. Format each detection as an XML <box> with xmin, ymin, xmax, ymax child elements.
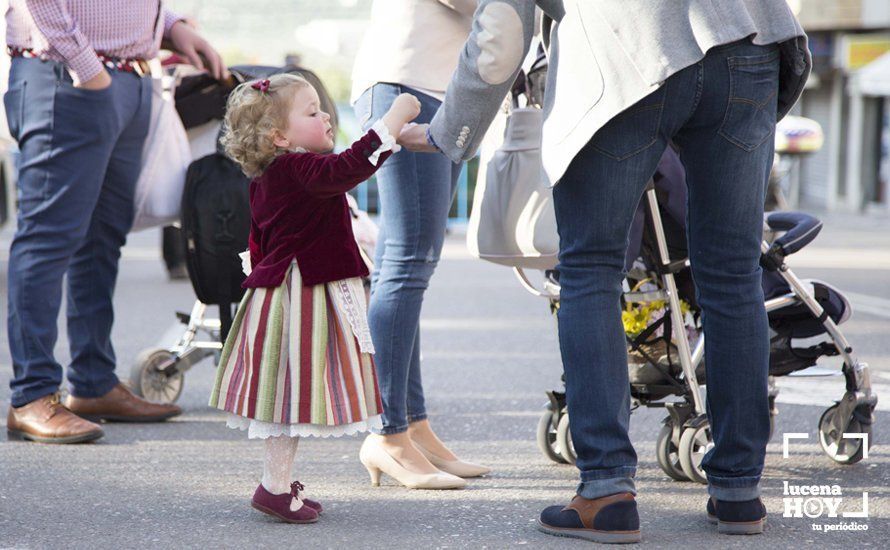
<box><xmin>5</xmin><ymin>0</ymin><xmax>182</xmax><ymax>84</ymax></box>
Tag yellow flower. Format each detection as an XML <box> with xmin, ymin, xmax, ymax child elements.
<box><xmin>622</xmin><ymin>297</ymin><xmax>694</xmax><ymax>338</ymax></box>
<box><xmin>622</xmin><ymin>304</ymin><xmax>655</xmax><ymax>336</ymax></box>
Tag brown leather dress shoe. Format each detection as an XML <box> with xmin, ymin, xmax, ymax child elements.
<box><xmin>65</xmin><ymin>383</ymin><xmax>182</xmax><ymax>422</ymax></box>
<box><xmin>7</xmin><ymin>393</ymin><xmax>104</xmax><ymax>444</ymax></box>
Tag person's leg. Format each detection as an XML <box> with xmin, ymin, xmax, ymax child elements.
<box><xmin>538</xmin><ymin>83</ymin><xmax>683</xmax><ymax>543</ymax></box>
<box><xmin>673</xmin><ymin>40</ymin><xmax>778</xmax><ymax>502</ymax></box>
<box><xmin>364</xmin><ymin>85</ymin><xmax>456</xmax><ymax>433</ymax></box>
<box><xmin>262</xmin><ymin>435</ymin><xmax>301</xmax><ymax>496</ymax></box>
<box><xmin>356</xmin><ymin>83</ymin><xmax>458</xmax><ymax>473</ymax></box>
<box><xmin>162</xmin><ymin>225</ymin><xmax>188</xmax><ymax>279</ymax></box>
<box><xmin>6</xmin><ymin>59</ymin><xmax>118</xmax><ymax>408</ymax></box>
<box><xmin>555</xmin><ymin>149</ymin><xmax>667</xmax><ymax>498</ymax></box>
<box><xmin>404</xmin><ymin>160</ymin><xmax>462</xmax><ymax>460</ymax></box>
<box><xmin>405</xmin><ymin>327</ymin><xmax>426</xmax><ymax>425</ymax></box>
<box><xmin>251</xmin><ymin>435</ymin><xmax>319</xmax><ymax>522</ymax></box>
<box><xmin>538</xmin><ymin>66</ymin><xmax>706</xmax><ymax>543</ymax></box>
<box><xmin>369</xmin><ymin>196</ymin><xmax>387</xmax><ymax>291</ymax></box>
<box><xmin>551</xmin><ymin>71</ymin><xmax>708</xmax><ymax>499</ymax></box>
<box><xmin>65</xmin><ymin>73</ymin><xmax>151</xmax><ymax>398</ymax></box>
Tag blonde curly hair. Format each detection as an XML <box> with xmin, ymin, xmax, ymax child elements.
<box><xmin>220</xmin><ymin>74</ymin><xmax>312</xmax><ymax>177</ymax></box>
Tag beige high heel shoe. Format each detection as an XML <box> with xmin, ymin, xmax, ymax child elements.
<box><xmin>359</xmin><ymin>435</ymin><xmax>467</xmax><ymax>490</ymax></box>
<box><xmin>412</xmin><ymin>440</ymin><xmax>492</xmax><ymax>478</ymax></box>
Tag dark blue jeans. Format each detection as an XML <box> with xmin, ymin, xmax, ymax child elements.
<box><xmin>555</xmin><ymin>39</ymin><xmax>777</xmax><ymax>501</ymax></box>
<box><xmin>4</xmin><ymin>57</ymin><xmax>151</xmax><ymax>407</ymax></box>
<box><xmin>353</xmin><ymin>83</ymin><xmax>462</xmax><ymax>434</ymax></box>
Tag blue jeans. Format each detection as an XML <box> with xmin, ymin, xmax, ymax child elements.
<box><xmin>555</xmin><ymin>39</ymin><xmax>777</xmax><ymax>501</ymax></box>
<box><xmin>4</xmin><ymin>57</ymin><xmax>151</xmax><ymax>408</ymax></box>
<box><xmin>353</xmin><ymin>83</ymin><xmax>462</xmax><ymax>434</ymax></box>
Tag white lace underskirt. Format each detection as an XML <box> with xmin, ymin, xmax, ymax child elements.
<box><xmin>226</xmin><ymin>412</ymin><xmax>382</xmax><ymax>439</ymax></box>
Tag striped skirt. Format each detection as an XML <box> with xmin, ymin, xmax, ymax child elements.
<box><xmin>209</xmin><ymin>262</ymin><xmax>383</xmax><ymax>438</ymax></box>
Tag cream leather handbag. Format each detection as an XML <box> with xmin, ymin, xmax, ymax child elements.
<box><xmin>467</xmin><ymin>103</ymin><xmax>558</xmax><ymax>270</ymax></box>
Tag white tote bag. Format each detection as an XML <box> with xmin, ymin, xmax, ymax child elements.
<box><xmin>467</xmin><ymin>106</ymin><xmax>559</xmax><ymax>270</ymax></box>
<box><xmin>131</xmin><ymin>78</ymin><xmax>192</xmax><ymax>231</ymax></box>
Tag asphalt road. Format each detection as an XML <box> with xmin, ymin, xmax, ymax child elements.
<box><xmin>0</xmin><ymin>212</ymin><xmax>887</xmax><ymax>549</ymax></box>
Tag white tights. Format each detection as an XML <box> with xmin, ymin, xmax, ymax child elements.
<box><xmin>261</xmin><ymin>435</ymin><xmax>301</xmax><ymax>506</ymax></box>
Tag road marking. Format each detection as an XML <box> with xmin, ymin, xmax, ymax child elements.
<box><xmin>791</xmin><ymin>247</ymin><xmax>890</xmax><ymax>270</ymax></box>
<box><xmin>423</xmin><ymin>350</ymin><xmax>556</xmax><ymax>359</ymax></box>
<box><xmin>0</xmin><ymin>246</ymin><xmax>162</xmax><ymax>261</ymax></box>
<box><xmin>845</xmin><ymin>291</ymin><xmax>890</xmax><ymax>320</ymax></box>
<box><xmin>420</xmin><ymin>317</ymin><xmax>551</xmax><ymax>330</ymax></box>
<box><xmin>775</xmin><ymin>373</ymin><xmax>889</xmax><ymax>412</ymax></box>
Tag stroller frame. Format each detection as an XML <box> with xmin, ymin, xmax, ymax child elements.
<box><xmin>534</xmin><ymin>181</ymin><xmax>876</xmax><ymax>482</ymax></box>
<box><xmin>128</xmin><ymin>300</ymin><xmax>222</xmax><ymax>404</ymax></box>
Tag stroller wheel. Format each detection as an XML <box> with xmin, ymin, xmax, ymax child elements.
<box><xmin>818</xmin><ymin>404</ymin><xmax>872</xmax><ymax>465</ymax></box>
<box><xmin>556</xmin><ymin>414</ymin><xmax>577</xmax><ymax>465</ymax></box>
<box><xmin>129</xmin><ymin>348</ymin><xmax>184</xmax><ymax>404</ymax></box>
<box><xmin>678</xmin><ymin>417</ymin><xmax>712</xmax><ymax>484</ymax></box>
<box><xmin>536</xmin><ymin>409</ymin><xmax>569</xmax><ymax>464</ymax></box>
<box><xmin>656</xmin><ymin>422</ymin><xmax>689</xmax><ymax>481</ymax></box>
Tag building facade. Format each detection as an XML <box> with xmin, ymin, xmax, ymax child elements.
<box><xmin>793</xmin><ymin>0</ymin><xmax>890</xmax><ymax>212</ymax></box>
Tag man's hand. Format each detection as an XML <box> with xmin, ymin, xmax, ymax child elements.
<box><xmin>76</xmin><ymin>69</ymin><xmax>112</xmax><ymax>90</ymax></box>
<box><xmin>398</xmin><ymin>123</ymin><xmax>438</xmax><ymax>153</ymax></box>
<box><xmin>168</xmin><ymin>20</ymin><xmax>227</xmax><ymax>80</ymax></box>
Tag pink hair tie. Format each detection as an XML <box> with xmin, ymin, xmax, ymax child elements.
<box><xmin>251</xmin><ymin>79</ymin><xmax>271</xmax><ymax>93</ymax></box>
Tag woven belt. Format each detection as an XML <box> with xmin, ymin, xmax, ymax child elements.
<box><xmin>7</xmin><ymin>46</ymin><xmax>150</xmax><ymax>77</ymax></box>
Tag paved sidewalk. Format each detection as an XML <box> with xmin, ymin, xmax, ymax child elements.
<box><xmin>0</xmin><ymin>213</ymin><xmax>887</xmax><ymax>548</ymax></box>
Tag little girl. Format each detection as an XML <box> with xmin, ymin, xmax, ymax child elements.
<box><xmin>209</xmin><ymin>74</ymin><xmax>420</xmax><ymax>523</ymax></box>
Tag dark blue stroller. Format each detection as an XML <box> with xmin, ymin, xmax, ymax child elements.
<box><xmin>534</xmin><ymin>147</ymin><xmax>877</xmax><ymax>484</ymax></box>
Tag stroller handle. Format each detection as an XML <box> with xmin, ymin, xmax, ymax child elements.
<box><xmin>765</xmin><ymin>211</ymin><xmax>823</xmax><ymax>256</ymax></box>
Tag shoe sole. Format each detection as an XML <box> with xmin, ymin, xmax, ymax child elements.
<box><xmin>708</xmin><ymin>513</ymin><xmax>766</xmax><ymax>534</ymax></box>
<box><xmin>7</xmin><ymin>429</ymin><xmax>103</xmax><ymax>444</ymax></box>
<box><xmin>251</xmin><ymin>501</ymin><xmax>318</xmax><ymax>524</ymax></box>
<box><xmin>536</xmin><ymin>520</ymin><xmax>641</xmax><ymax>544</ymax></box>
<box><xmin>74</xmin><ymin>412</ymin><xmax>180</xmax><ymax>423</ymax></box>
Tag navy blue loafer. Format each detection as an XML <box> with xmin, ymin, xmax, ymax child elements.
<box><xmin>707</xmin><ymin>497</ymin><xmax>766</xmax><ymax>535</ymax></box>
<box><xmin>537</xmin><ymin>493</ymin><xmax>641</xmax><ymax>544</ymax></box>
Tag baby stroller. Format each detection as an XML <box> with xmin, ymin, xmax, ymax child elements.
<box><xmin>532</xmin><ymin>147</ymin><xmax>877</xmax><ymax>484</ymax></box>
<box><xmin>127</xmin><ymin>64</ymin><xmax>373</xmax><ymax>404</ymax></box>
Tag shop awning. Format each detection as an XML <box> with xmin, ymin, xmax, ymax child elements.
<box><xmin>850</xmin><ymin>51</ymin><xmax>890</xmax><ymax>96</ymax></box>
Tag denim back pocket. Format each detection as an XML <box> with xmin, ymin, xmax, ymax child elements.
<box><xmin>718</xmin><ymin>50</ymin><xmax>780</xmax><ymax>152</ymax></box>
<box><xmin>589</xmin><ymin>85</ymin><xmax>666</xmax><ymax>161</ymax></box>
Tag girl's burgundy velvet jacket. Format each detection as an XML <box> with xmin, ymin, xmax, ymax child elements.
<box><xmin>242</xmin><ymin>130</ymin><xmax>391</xmax><ymax>288</ymax></box>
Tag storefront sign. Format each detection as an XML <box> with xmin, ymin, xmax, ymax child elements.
<box><xmin>843</xmin><ymin>34</ymin><xmax>890</xmax><ymax>70</ymax></box>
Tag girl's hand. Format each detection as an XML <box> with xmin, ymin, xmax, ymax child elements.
<box><xmin>390</xmin><ymin>93</ymin><xmax>422</xmax><ymax>124</ymax></box>
<box><xmin>382</xmin><ymin>93</ymin><xmax>422</xmax><ymax>137</ymax></box>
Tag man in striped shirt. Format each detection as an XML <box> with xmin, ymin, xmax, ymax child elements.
<box><xmin>4</xmin><ymin>1</ymin><xmax>224</xmax><ymax>444</ymax></box>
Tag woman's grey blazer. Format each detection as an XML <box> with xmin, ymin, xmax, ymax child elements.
<box><xmin>429</xmin><ymin>0</ymin><xmax>811</xmax><ymax>185</ymax></box>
